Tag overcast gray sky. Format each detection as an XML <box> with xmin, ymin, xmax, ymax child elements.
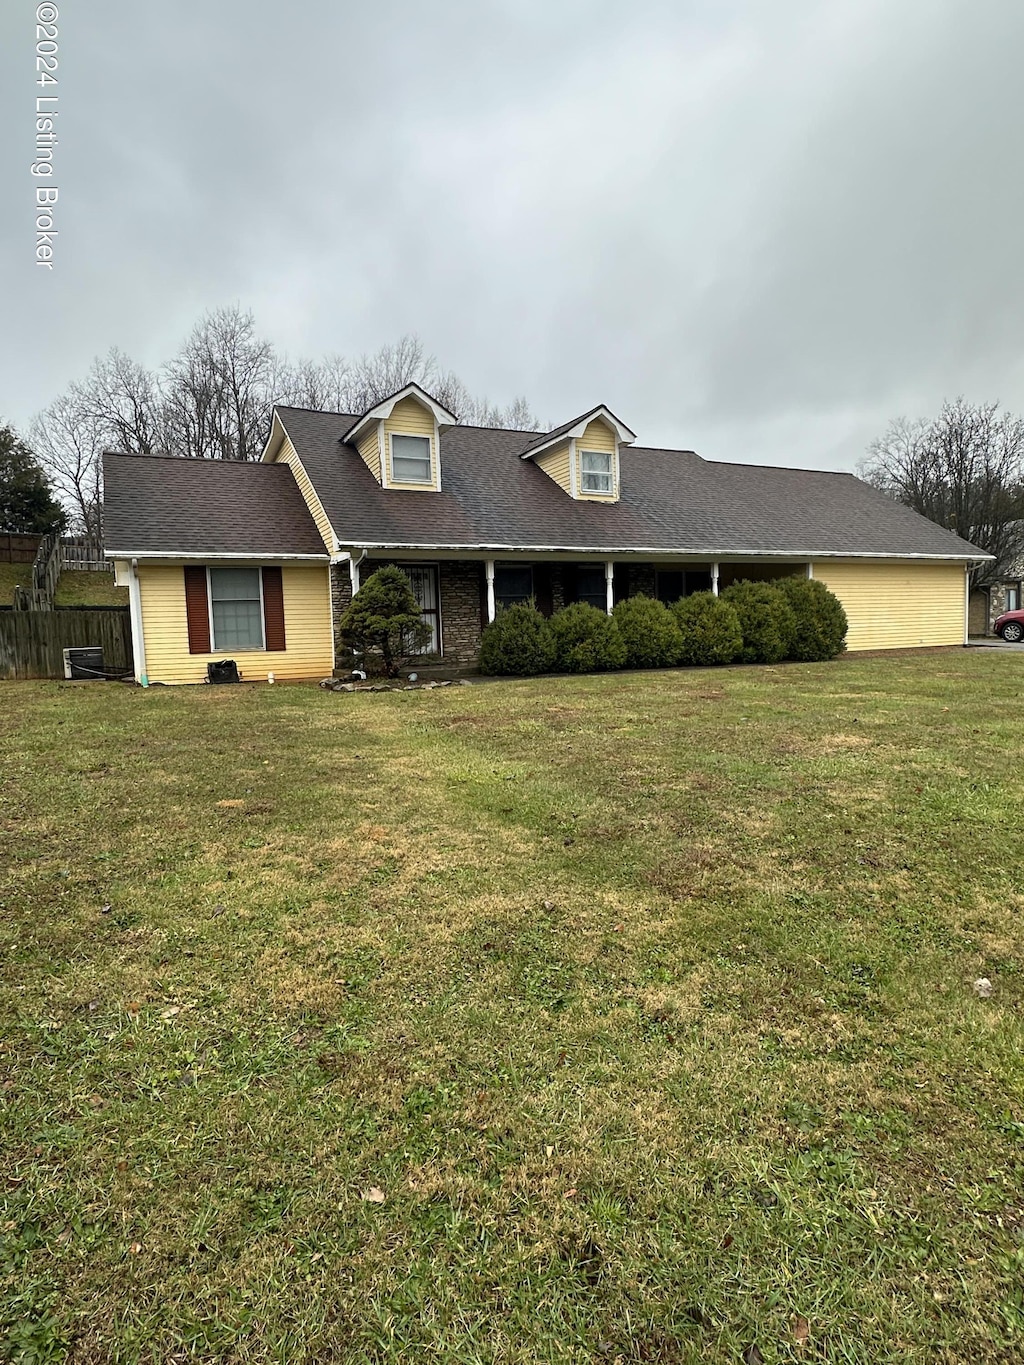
<box><xmin>2</xmin><ymin>0</ymin><xmax>1022</xmax><ymax>470</ymax></box>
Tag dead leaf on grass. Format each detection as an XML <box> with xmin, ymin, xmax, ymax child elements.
<box><xmin>792</xmin><ymin>1314</ymin><xmax>810</xmax><ymax>1347</ymax></box>
<box><xmin>216</xmin><ymin>799</ymin><xmax>245</xmax><ymax>809</ymax></box>
<box><xmin>362</xmin><ymin>1186</ymin><xmax>386</xmax><ymax>1204</ymax></box>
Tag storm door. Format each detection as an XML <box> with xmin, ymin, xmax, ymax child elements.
<box><xmin>405</xmin><ymin>565</ymin><xmax>440</xmax><ymax>654</ymax></box>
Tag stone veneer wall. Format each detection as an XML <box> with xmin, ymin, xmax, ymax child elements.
<box><xmin>329</xmin><ymin>563</ymin><xmax>353</xmax><ymax>663</ymax></box>
<box><xmin>438</xmin><ymin>562</ymin><xmax>485</xmax><ymax>665</ymax></box>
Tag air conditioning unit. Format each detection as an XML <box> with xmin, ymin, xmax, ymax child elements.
<box><xmin>63</xmin><ymin>646</ymin><xmax>105</xmax><ymax>680</ymax></box>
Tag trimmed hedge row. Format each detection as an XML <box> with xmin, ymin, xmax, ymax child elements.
<box><xmin>478</xmin><ymin>580</ymin><xmax>847</xmax><ymax>676</ymax></box>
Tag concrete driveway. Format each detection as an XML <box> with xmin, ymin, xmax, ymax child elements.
<box><xmin>967</xmin><ymin>636</ymin><xmax>1024</xmax><ymax>651</ymax></box>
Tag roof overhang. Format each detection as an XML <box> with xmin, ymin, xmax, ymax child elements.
<box><xmin>105</xmin><ymin>550</ymin><xmax>330</xmax><ymax>562</ymax></box>
<box><xmin>331</xmin><ymin>542</ymin><xmax>993</xmax><ymax>561</ymax></box>
<box><xmin>260</xmin><ymin>409</ymin><xmax>289</xmax><ymax>463</ymax></box>
<box><xmin>341</xmin><ymin>382</ymin><xmax>458</xmax><ymax>445</ymax></box>
<box><xmin>520</xmin><ymin>406</ymin><xmax>637</xmax><ymax>460</ymax></box>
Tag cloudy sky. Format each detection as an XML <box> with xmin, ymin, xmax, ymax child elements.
<box><xmin>2</xmin><ymin>0</ymin><xmax>1022</xmax><ymax>470</ymax></box>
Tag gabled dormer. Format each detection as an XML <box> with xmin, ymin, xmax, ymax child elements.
<box><xmin>520</xmin><ymin>405</ymin><xmax>636</xmax><ymax>503</ymax></box>
<box><xmin>342</xmin><ymin>382</ymin><xmax>457</xmax><ymax>492</ymax></box>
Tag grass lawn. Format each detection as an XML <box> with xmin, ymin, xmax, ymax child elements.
<box><xmin>0</xmin><ymin>563</ymin><xmax>32</xmax><ymax>604</ymax></box>
<box><xmin>2</xmin><ymin>653</ymin><xmax>1023</xmax><ymax>1363</ymax></box>
<box><xmin>52</xmin><ymin>571</ymin><xmax>128</xmax><ymax>608</ymax></box>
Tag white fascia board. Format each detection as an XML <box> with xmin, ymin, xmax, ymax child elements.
<box><xmin>259</xmin><ymin>409</ymin><xmax>287</xmax><ymax>463</ymax></box>
<box><xmin>343</xmin><ymin>383</ymin><xmax>457</xmax><ymax>445</ymax></box>
<box><xmin>336</xmin><ymin>542</ymin><xmax>992</xmax><ymax>562</ymax></box>
<box><xmin>521</xmin><ymin>406</ymin><xmax>637</xmax><ymax>461</ymax></box>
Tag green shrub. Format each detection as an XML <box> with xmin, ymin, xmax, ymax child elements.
<box><xmin>549</xmin><ymin>602</ymin><xmax>627</xmax><ymax>673</ymax></box>
<box><xmin>612</xmin><ymin>594</ymin><xmax>683</xmax><ymax>668</ymax></box>
<box><xmin>337</xmin><ymin>565</ymin><xmax>432</xmax><ymax>677</ymax></box>
<box><xmin>478</xmin><ymin>602</ymin><xmax>557</xmax><ymax>675</ymax></box>
<box><xmin>721</xmin><ymin>580</ymin><xmax>797</xmax><ymax>664</ymax></box>
<box><xmin>776</xmin><ymin>577</ymin><xmax>848</xmax><ymax>661</ymax></box>
<box><xmin>671</xmin><ymin>592</ymin><xmax>743</xmax><ymax>666</ymax></box>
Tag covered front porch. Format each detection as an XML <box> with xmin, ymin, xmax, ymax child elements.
<box><xmin>330</xmin><ymin>551</ymin><xmax>811</xmax><ymax>670</ymax></box>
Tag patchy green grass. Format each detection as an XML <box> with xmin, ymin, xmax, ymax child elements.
<box><xmin>2</xmin><ymin>652</ymin><xmax>1024</xmax><ymax>1363</ymax></box>
<box><xmin>0</xmin><ymin>563</ymin><xmax>31</xmax><ymax>604</ymax></box>
<box><xmin>52</xmin><ymin>571</ymin><xmax>128</xmax><ymax>607</ymax></box>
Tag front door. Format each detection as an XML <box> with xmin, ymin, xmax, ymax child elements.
<box><xmin>405</xmin><ymin>565</ymin><xmax>440</xmax><ymax>654</ymax></box>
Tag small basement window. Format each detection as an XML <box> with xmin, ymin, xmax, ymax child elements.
<box><xmin>390</xmin><ymin>434</ymin><xmax>432</xmax><ymax>483</ymax></box>
<box><xmin>580</xmin><ymin>449</ymin><xmax>612</xmax><ymax>494</ymax></box>
<box><xmin>209</xmin><ymin>567</ymin><xmax>264</xmax><ymax>650</ymax></box>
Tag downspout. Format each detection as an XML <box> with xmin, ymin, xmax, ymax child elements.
<box><xmin>128</xmin><ymin>558</ymin><xmax>148</xmax><ymax>686</ymax></box>
<box><xmin>485</xmin><ymin>560</ymin><xmax>496</xmax><ymax>623</ymax></box>
<box><xmin>964</xmin><ymin>563</ymin><xmax>970</xmax><ymax>646</ymax></box>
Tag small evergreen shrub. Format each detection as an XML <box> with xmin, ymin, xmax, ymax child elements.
<box><xmin>777</xmin><ymin>577</ymin><xmax>848</xmax><ymax>661</ymax></box>
<box><xmin>549</xmin><ymin>602</ymin><xmax>627</xmax><ymax>673</ymax></box>
<box><xmin>612</xmin><ymin>594</ymin><xmax>683</xmax><ymax>669</ymax></box>
<box><xmin>337</xmin><ymin>565</ymin><xmax>432</xmax><ymax>676</ymax></box>
<box><xmin>721</xmin><ymin>580</ymin><xmax>797</xmax><ymax>664</ymax></box>
<box><xmin>478</xmin><ymin>602</ymin><xmax>557</xmax><ymax>675</ymax></box>
<box><xmin>671</xmin><ymin>592</ymin><xmax>743</xmax><ymax>666</ymax></box>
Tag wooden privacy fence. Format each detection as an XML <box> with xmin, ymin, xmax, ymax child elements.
<box><xmin>0</xmin><ymin>533</ymin><xmax>41</xmax><ymax>563</ymax></box>
<box><xmin>61</xmin><ymin>536</ymin><xmax>107</xmax><ymax>570</ymax></box>
<box><xmin>0</xmin><ymin>608</ymin><xmax>132</xmax><ymax>680</ymax></box>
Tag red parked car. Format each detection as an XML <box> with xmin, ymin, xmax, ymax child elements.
<box><xmin>993</xmin><ymin>608</ymin><xmax>1024</xmax><ymax>642</ymax></box>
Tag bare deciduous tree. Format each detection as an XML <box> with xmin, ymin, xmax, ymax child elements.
<box><xmin>82</xmin><ymin>348</ymin><xmax>162</xmax><ymax>455</ymax></box>
<box><xmin>162</xmin><ymin>306</ymin><xmax>275</xmax><ymax>461</ymax></box>
<box><xmin>30</xmin><ymin>311</ymin><xmax>544</xmax><ymax>529</ymax></box>
<box><xmin>860</xmin><ymin>398</ymin><xmax>1024</xmax><ymax>586</ymax></box>
<box><xmin>29</xmin><ymin>388</ymin><xmax>106</xmax><ymax>535</ymax></box>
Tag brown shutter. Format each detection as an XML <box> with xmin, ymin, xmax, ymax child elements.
<box><xmin>184</xmin><ymin>566</ymin><xmax>211</xmax><ymax>654</ymax></box>
<box><xmin>262</xmin><ymin>566</ymin><xmax>286</xmax><ymax>651</ymax></box>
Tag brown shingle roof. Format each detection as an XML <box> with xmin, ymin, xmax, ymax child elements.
<box><xmin>102</xmin><ymin>452</ymin><xmax>329</xmax><ymax>557</ymax></box>
<box><xmin>273</xmin><ymin>407</ymin><xmax>988</xmax><ymax>560</ymax></box>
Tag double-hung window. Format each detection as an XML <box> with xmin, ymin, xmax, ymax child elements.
<box><xmin>209</xmin><ymin>567</ymin><xmax>264</xmax><ymax>650</ymax></box>
<box><xmin>580</xmin><ymin>449</ymin><xmax>612</xmax><ymax>494</ymax></box>
<box><xmin>390</xmin><ymin>434</ymin><xmax>432</xmax><ymax>484</ymax></box>
<box><xmin>495</xmin><ymin>565</ymin><xmax>534</xmax><ymax>611</ymax></box>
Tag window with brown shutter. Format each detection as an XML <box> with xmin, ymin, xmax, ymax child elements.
<box><xmin>261</xmin><ymin>566</ymin><xmax>286</xmax><ymax>652</ymax></box>
<box><xmin>184</xmin><ymin>566</ymin><xmax>211</xmax><ymax>654</ymax></box>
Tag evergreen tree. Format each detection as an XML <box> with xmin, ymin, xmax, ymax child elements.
<box><xmin>0</xmin><ymin>422</ymin><xmax>66</xmax><ymax>534</ymax></box>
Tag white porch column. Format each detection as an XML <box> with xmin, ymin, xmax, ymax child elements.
<box><xmin>711</xmin><ymin>562</ymin><xmax>720</xmax><ymax>596</ymax></box>
<box><xmin>485</xmin><ymin>559</ymin><xmax>496</xmax><ymax>623</ymax></box>
<box><xmin>605</xmin><ymin>560</ymin><xmax>615</xmax><ymax>615</ymax></box>
<box><xmin>806</xmin><ymin>562</ymin><xmax>814</xmax><ymax>579</ymax></box>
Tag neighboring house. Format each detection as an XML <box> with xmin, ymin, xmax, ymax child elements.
<box><xmin>103</xmin><ymin>383</ymin><xmax>991</xmax><ymax>685</ymax></box>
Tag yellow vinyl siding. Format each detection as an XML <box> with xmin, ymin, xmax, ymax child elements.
<box><xmin>576</xmin><ymin>419</ymin><xmax>619</xmax><ymax>501</ymax></box>
<box><xmin>383</xmin><ymin>396</ymin><xmax>440</xmax><ymax>490</ymax></box>
<box><xmin>139</xmin><ymin>564</ymin><xmax>333</xmax><ymax>685</ymax></box>
<box><xmin>536</xmin><ymin>440</ymin><xmax>572</xmax><ymax>495</ymax></box>
<box><xmin>813</xmin><ymin>560</ymin><xmax>966</xmax><ymax>651</ymax></box>
<box><xmin>357</xmin><ymin>423</ymin><xmax>382</xmax><ymax>482</ymax></box>
<box><xmin>274</xmin><ymin>436</ymin><xmax>335</xmax><ymax>552</ymax></box>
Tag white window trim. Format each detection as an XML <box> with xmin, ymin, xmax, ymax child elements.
<box><xmin>580</xmin><ymin>448</ymin><xmax>614</xmax><ymax>495</ymax></box>
<box><xmin>389</xmin><ymin>432</ymin><xmax>434</xmax><ymax>486</ymax></box>
<box><xmin>207</xmin><ymin>565</ymin><xmax>266</xmax><ymax>654</ymax></box>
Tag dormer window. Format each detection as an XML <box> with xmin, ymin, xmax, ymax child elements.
<box><xmin>580</xmin><ymin>450</ymin><xmax>612</xmax><ymax>494</ymax></box>
<box><xmin>520</xmin><ymin>405</ymin><xmax>635</xmax><ymax>503</ymax></box>
<box><xmin>340</xmin><ymin>382</ymin><xmax>457</xmax><ymax>492</ymax></box>
<box><xmin>390</xmin><ymin>434</ymin><xmax>432</xmax><ymax>484</ymax></box>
